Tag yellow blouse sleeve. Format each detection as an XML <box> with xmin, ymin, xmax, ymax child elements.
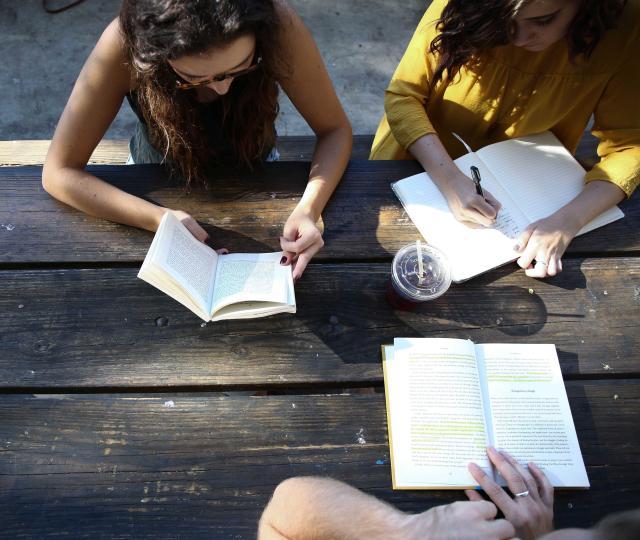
<box><xmin>585</xmin><ymin>32</ymin><xmax>640</xmax><ymax>197</ymax></box>
<box><xmin>383</xmin><ymin>1</ymin><xmax>446</xmax><ymax>150</ymax></box>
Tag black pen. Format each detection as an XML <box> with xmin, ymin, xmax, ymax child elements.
<box><xmin>470</xmin><ymin>166</ymin><xmax>484</xmax><ymax>197</ymax></box>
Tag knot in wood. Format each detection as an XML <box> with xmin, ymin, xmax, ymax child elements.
<box><xmin>155</xmin><ymin>317</ymin><xmax>169</xmax><ymax>327</ymax></box>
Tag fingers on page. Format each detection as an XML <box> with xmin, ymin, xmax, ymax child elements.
<box><xmin>468</xmin><ymin>462</ymin><xmax>514</xmax><ymax>511</ymax></box>
<box><xmin>499</xmin><ymin>450</ymin><xmax>538</xmax><ymax>498</ymax></box>
<box><xmin>487</xmin><ymin>447</ymin><xmax>528</xmax><ymax>498</ymax></box>
<box><xmin>528</xmin><ymin>462</ymin><xmax>554</xmax><ymax>506</ymax></box>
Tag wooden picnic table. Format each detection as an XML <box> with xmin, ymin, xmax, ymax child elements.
<box><xmin>1</xmin><ymin>137</ymin><xmax>639</xmax><ymax>538</ymax></box>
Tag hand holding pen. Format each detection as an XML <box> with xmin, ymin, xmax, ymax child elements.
<box><xmin>465</xmin><ymin>165</ymin><xmax>501</xmax><ymax>225</ymax></box>
<box><xmin>470</xmin><ymin>166</ymin><xmax>484</xmax><ymax>197</ymax></box>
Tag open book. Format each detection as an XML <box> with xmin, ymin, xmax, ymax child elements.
<box><xmin>138</xmin><ymin>212</ymin><xmax>296</xmax><ymax>322</ymax></box>
<box><xmin>382</xmin><ymin>338</ymin><xmax>589</xmax><ymax>490</ymax></box>
<box><xmin>392</xmin><ymin>131</ymin><xmax>624</xmax><ymax>282</ymax></box>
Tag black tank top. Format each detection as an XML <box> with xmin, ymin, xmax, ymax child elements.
<box><xmin>126</xmin><ymin>90</ymin><xmax>237</xmax><ymax>166</ymax></box>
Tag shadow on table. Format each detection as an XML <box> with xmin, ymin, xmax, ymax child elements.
<box><xmin>295</xmin><ymin>161</ymin><xmax>605</xmax><ymax>371</ymax></box>
<box><xmin>97</xmin><ymin>161</ymin><xmax>599</xmax><ymax>378</ymax></box>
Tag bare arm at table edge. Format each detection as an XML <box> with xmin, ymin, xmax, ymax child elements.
<box><xmin>273</xmin><ymin>1</ymin><xmax>352</xmax><ymax>278</ymax></box>
<box><xmin>42</xmin><ymin>19</ymin><xmax>168</xmax><ymax>233</ymax></box>
<box><xmin>276</xmin><ymin>1</ymin><xmax>352</xmax><ymax>223</ymax></box>
<box><xmin>258</xmin><ymin>476</ymin><xmax>515</xmax><ymax>540</ymax></box>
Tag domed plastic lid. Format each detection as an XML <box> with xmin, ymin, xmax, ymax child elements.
<box><xmin>391</xmin><ymin>242</ymin><xmax>451</xmax><ymax>301</ymax></box>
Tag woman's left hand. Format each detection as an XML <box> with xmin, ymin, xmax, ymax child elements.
<box><xmin>466</xmin><ymin>447</ymin><xmax>554</xmax><ymax>540</ymax></box>
<box><xmin>514</xmin><ymin>211</ymin><xmax>581</xmax><ymax>278</ymax></box>
<box><xmin>280</xmin><ymin>207</ymin><xmax>324</xmax><ymax>281</ymax></box>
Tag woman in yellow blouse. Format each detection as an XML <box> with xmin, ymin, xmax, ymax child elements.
<box><xmin>371</xmin><ymin>0</ymin><xmax>639</xmax><ymax>278</ymax></box>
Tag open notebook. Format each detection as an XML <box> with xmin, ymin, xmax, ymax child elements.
<box><xmin>392</xmin><ymin>131</ymin><xmax>624</xmax><ymax>282</ymax></box>
<box><xmin>382</xmin><ymin>338</ymin><xmax>589</xmax><ymax>490</ymax></box>
<box><xmin>138</xmin><ymin>212</ymin><xmax>296</xmax><ymax>322</ymax></box>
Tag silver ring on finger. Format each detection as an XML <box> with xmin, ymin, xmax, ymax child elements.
<box><xmin>535</xmin><ymin>259</ymin><xmax>547</xmax><ymax>266</ymax></box>
<box><xmin>514</xmin><ymin>490</ymin><xmax>530</xmax><ymax>498</ymax></box>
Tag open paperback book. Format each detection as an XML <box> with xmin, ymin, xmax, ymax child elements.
<box><xmin>392</xmin><ymin>131</ymin><xmax>624</xmax><ymax>282</ymax></box>
<box><xmin>382</xmin><ymin>338</ymin><xmax>589</xmax><ymax>490</ymax></box>
<box><xmin>138</xmin><ymin>212</ymin><xmax>296</xmax><ymax>322</ymax></box>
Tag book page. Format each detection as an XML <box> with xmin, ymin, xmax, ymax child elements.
<box><xmin>476</xmin><ymin>344</ymin><xmax>589</xmax><ymax>488</ymax></box>
<box><xmin>210</xmin><ymin>252</ymin><xmax>291</xmax><ymax>314</ymax></box>
<box><xmin>392</xmin><ymin>157</ymin><xmax>527</xmax><ymax>282</ymax></box>
<box><xmin>384</xmin><ymin>338</ymin><xmax>492</xmax><ymax>489</ymax></box>
<box><xmin>212</xmin><ymin>300</ymin><xmax>296</xmax><ymax>321</ymax></box>
<box><xmin>477</xmin><ymin>132</ymin><xmax>623</xmax><ymax>233</ymax></box>
<box><xmin>138</xmin><ymin>212</ymin><xmax>217</xmax><ymax>319</ymax></box>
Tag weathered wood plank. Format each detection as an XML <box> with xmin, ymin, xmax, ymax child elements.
<box><xmin>1</xmin><ymin>383</ymin><xmax>638</xmax><ymax>538</ymax></box>
<box><xmin>1</xmin><ymin>258</ymin><xmax>637</xmax><ymax>389</ymax></box>
<box><xmin>0</xmin><ymin>135</ymin><xmax>375</xmax><ymax>166</ymax></box>
<box><xmin>0</xmin><ymin>161</ymin><xmax>638</xmax><ymax>263</ymax></box>
<box><xmin>0</xmin><ymin>133</ymin><xmax>599</xmax><ymax>167</ymax></box>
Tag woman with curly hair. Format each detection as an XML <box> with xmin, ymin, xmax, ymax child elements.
<box><xmin>371</xmin><ymin>0</ymin><xmax>639</xmax><ymax>278</ymax></box>
<box><xmin>43</xmin><ymin>0</ymin><xmax>352</xmax><ymax>280</ymax></box>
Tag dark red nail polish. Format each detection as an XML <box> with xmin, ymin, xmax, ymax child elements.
<box><xmin>280</xmin><ymin>256</ymin><xmax>287</xmax><ymax>265</ymax></box>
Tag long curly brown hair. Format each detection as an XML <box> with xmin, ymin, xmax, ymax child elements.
<box><xmin>430</xmin><ymin>0</ymin><xmax>627</xmax><ymax>86</ymax></box>
<box><xmin>119</xmin><ymin>0</ymin><xmax>289</xmax><ymax>187</ymax></box>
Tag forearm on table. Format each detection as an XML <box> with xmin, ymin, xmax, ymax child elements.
<box><xmin>42</xmin><ymin>166</ymin><xmax>166</xmax><ymax>232</ymax></box>
<box><xmin>407</xmin><ymin>133</ymin><xmax>460</xmax><ymax>188</ymax></box>
<box><xmin>258</xmin><ymin>477</ymin><xmax>412</xmax><ymax>540</ymax></box>
<box><xmin>296</xmin><ymin>126</ymin><xmax>352</xmax><ymax>222</ymax></box>
<box><xmin>556</xmin><ymin>179</ymin><xmax>626</xmax><ymax>230</ymax></box>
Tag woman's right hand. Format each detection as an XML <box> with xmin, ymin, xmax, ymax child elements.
<box><xmin>439</xmin><ymin>171</ymin><xmax>502</xmax><ymax>228</ymax></box>
<box><xmin>166</xmin><ymin>210</ymin><xmax>228</xmax><ymax>254</ymax></box>
<box><xmin>466</xmin><ymin>447</ymin><xmax>554</xmax><ymax>540</ymax></box>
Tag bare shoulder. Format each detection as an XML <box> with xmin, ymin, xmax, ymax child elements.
<box><xmin>273</xmin><ymin>0</ymin><xmax>308</xmax><ymax>38</ymax></box>
<box><xmin>273</xmin><ymin>0</ymin><xmax>297</xmax><ymax>23</ymax></box>
<box><xmin>95</xmin><ymin>18</ymin><xmax>127</xmax><ymax>61</ymax></box>
<box><xmin>272</xmin><ymin>0</ymin><xmax>319</xmax><ymax>63</ymax></box>
<box><xmin>85</xmin><ymin>17</ymin><xmax>135</xmax><ymax>92</ymax></box>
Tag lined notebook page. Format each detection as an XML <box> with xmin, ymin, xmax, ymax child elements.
<box><xmin>477</xmin><ymin>132</ymin><xmax>624</xmax><ymax>234</ymax></box>
<box><xmin>392</xmin><ymin>159</ymin><xmax>527</xmax><ymax>282</ymax></box>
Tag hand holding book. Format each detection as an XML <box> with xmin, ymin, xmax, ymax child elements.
<box><xmin>161</xmin><ymin>209</ymin><xmax>231</xmax><ymax>256</ymax></box>
<box><xmin>280</xmin><ymin>206</ymin><xmax>324</xmax><ymax>281</ymax></box>
<box><xmin>138</xmin><ymin>212</ymin><xmax>296</xmax><ymax>322</ymax></box>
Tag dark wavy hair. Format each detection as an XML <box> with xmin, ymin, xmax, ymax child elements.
<box><xmin>119</xmin><ymin>0</ymin><xmax>288</xmax><ymax>187</ymax></box>
<box><xmin>430</xmin><ymin>0</ymin><xmax>627</xmax><ymax>86</ymax></box>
